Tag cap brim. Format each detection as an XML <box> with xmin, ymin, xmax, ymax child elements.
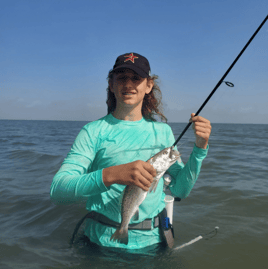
<box><xmin>112</xmin><ymin>65</ymin><xmax>149</xmax><ymax>78</ymax></box>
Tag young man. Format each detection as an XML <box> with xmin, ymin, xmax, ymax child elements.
<box><xmin>50</xmin><ymin>52</ymin><xmax>211</xmax><ymax>249</ymax></box>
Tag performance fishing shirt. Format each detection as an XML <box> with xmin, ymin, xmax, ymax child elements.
<box><xmin>50</xmin><ymin>113</ymin><xmax>208</xmax><ymax>249</ymax></box>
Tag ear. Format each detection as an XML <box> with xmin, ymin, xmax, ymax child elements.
<box><xmin>145</xmin><ymin>78</ymin><xmax>154</xmax><ymax>94</ymax></box>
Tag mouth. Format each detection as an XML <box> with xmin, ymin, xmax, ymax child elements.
<box><xmin>122</xmin><ymin>92</ymin><xmax>136</xmax><ymax>96</ymax></box>
<box><xmin>169</xmin><ymin>146</ymin><xmax>181</xmax><ymax>159</ymax></box>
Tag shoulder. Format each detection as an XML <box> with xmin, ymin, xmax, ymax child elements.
<box><xmin>83</xmin><ymin>115</ymin><xmax>108</xmax><ymax>128</ymax></box>
<box><xmin>145</xmin><ymin>119</ymin><xmax>173</xmax><ymax>138</ymax></box>
<box><xmin>73</xmin><ymin>115</ymin><xmax>110</xmax><ymax>143</ymax></box>
<box><xmin>82</xmin><ymin>114</ymin><xmax>112</xmax><ymax>132</ymax></box>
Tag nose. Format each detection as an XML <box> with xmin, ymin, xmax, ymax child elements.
<box><xmin>123</xmin><ymin>77</ymin><xmax>134</xmax><ymax>88</ymax></box>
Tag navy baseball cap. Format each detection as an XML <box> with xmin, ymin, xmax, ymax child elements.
<box><xmin>111</xmin><ymin>52</ymin><xmax>151</xmax><ymax>78</ymax></box>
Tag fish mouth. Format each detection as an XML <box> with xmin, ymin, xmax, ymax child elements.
<box><xmin>169</xmin><ymin>146</ymin><xmax>181</xmax><ymax>160</ymax></box>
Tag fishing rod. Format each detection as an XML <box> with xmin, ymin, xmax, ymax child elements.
<box><xmin>172</xmin><ymin>15</ymin><xmax>268</xmax><ymax>147</ymax></box>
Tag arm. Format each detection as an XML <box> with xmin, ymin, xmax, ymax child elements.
<box><xmin>50</xmin><ymin>127</ymin><xmax>157</xmax><ymax>204</ymax></box>
<box><xmin>168</xmin><ymin>144</ymin><xmax>208</xmax><ymax>199</ymax></box>
<box><xmin>50</xmin><ymin>127</ymin><xmax>108</xmax><ymax>204</ymax></box>
<box><xmin>167</xmin><ymin>114</ymin><xmax>211</xmax><ymax>198</ymax></box>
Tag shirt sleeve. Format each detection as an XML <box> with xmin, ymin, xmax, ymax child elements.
<box><xmin>166</xmin><ymin>126</ymin><xmax>208</xmax><ymax>199</ymax></box>
<box><xmin>50</xmin><ymin>126</ymin><xmax>109</xmax><ymax>204</ymax></box>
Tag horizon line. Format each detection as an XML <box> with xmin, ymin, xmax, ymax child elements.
<box><xmin>0</xmin><ymin>118</ymin><xmax>267</xmax><ymax>125</ymax></box>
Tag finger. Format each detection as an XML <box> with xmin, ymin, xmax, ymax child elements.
<box><xmin>193</xmin><ymin>121</ymin><xmax>211</xmax><ymax>128</ymax></box>
<box><xmin>193</xmin><ymin>123</ymin><xmax>210</xmax><ymax>132</ymax></box>
<box><xmin>191</xmin><ymin>116</ymin><xmax>209</xmax><ymax>123</ymax></box>
<box><xmin>194</xmin><ymin>125</ymin><xmax>211</xmax><ymax>133</ymax></box>
<box><xmin>189</xmin><ymin>113</ymin><xmax>195</xmax><ymax>122</ymax></box>
<box><xmin>136</xmin><ymin>179</ymin><xmax>150</xmax><ymax>191</ymax></box>
<box><xmin>195</xmin><ymin>127</ymin><xmax>211</xmax><ymax>136</ymax></box>
<box><xmin>130</xmin><ymin>170</ymin><xmax>150</xmax><ymax>191</ymax></box>
<box><xmin>195</xmin><ymin>127</ymin><xmax>211</xmax><ymax>138</ymax></box>
<box><xmin>137</xmin><ymin>175</ymin><xmax>151</xmax><ymax>191</ymax></box>
<box><xmin>143</xmin><ymin>162</ymin><xmax>157</xmax><ymax>178</ymax></box>
<box><xmin>191</xmin><ymin>115</ymin><xmax>210</xmax><ymax>124</ymax></box>
<box><xmin>195</xmin><ymin>131</ymin><xmax>210</xmax><ymax>140</ymax></box>
<box><xmin>139</xmin><ymin>168</ymin><xmax>154</xmax><ymax>185</ymax></box>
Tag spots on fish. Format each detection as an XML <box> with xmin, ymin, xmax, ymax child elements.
<box><xmin>110</xmin><ymin>146</ymin><xmax>181</xmax><ymax>244</ymax></box>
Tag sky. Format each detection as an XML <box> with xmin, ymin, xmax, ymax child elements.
<box><xmin>1</xmin><ymin>0</ymin><xmax>268</xmax><ymax>123</ymax></box>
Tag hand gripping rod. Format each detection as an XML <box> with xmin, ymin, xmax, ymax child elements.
<box><xmin>172</xmin><ymin>15</ymin><xmax>268</xmax><ymax>147</ymax></box>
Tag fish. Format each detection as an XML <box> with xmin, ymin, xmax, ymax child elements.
<box><xmin>110</xmin><ymin>146</ymin><xmax>181</xmax><ymax>245</ymax></box>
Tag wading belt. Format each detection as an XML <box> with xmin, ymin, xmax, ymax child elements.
<box><xmin>84</xmin><ymin>211</ymin><xmax>160</xmax><ymax>229</ymax></box>
<box><xmin>70</xmin><ymin>209</ymin><xmax>174</xmax><ymax>248</ymax></box>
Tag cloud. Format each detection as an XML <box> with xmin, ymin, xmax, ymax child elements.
<box><xmin>237</xmin><ymin>106</ymin><xmax>253</xmax><ymax>113</ymax></box>
<box><xmin>0</xmin><ymin>96</ymin><xmax>267</xmax><ymax>124</ymax></box>
<box><xmin>0</xmin><ymin>97</ymin><xmax>107</xmax><ymax>121</ymax></box>
<box><xmin>26</xmin><ymin>100</ymin><xmax>42</xmax><ymax>108</ymax></box>
<box><xmin>164</xmin><ymin>105</ymin><xmax>267</xmax><ymax>124</ymax></box>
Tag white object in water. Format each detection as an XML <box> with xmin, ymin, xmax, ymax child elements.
<box><xmin>173</xmin><ymin>235</ymin><xmax>203</xmax><ymax>250</ymax></box>
<box><xmin>173</xmin><ymin>226</ymin><xmax>219</xmax><ymax>250</ymax></box>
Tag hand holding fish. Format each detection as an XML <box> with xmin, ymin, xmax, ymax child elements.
<box><xmin>109</xmin><ymin>147</ymin><xmax>181</xmax><ymax>245</ymax></box>
<box><xmin>103</xmin><ymin>161</ymin><xmax>157</xmax><ymax>191</ymax></box>
<box><xmin>190</xmin><ymin>113</ymin><xmax>211</xmax><ymax>149</ymax></box>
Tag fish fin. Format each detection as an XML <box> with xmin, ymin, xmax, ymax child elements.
<box><xmin>148</xmin><ymin>180</ymin><xmax>159</xmax><ymax>193</ymax></box>
<box><xmin>110</xmin><ymin>227</ymin><xmax>128</xmax><ymax>245</ymax></box>
<box><xmin>131</xmin><ymin>208</ymin><xmax>139</xmax><ymax>221</ymax></box>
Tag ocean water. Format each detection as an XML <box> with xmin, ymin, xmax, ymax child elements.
<box><xmin>1</xmin><ymin>119</ymin><xmax>268</xmax><ymax>269</ymax></box>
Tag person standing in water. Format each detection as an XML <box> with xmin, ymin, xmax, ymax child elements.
<box><xmin>50</xmin><ymin>52</ymin><xmax>211</xmax><ymax>249</ymax></box>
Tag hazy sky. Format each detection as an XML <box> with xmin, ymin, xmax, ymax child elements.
<box><xmin>1</xmin><ymin>0</ymin><xmax>268</xmax><ymax>123</ymax></box>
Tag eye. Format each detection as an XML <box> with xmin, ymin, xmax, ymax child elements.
<box><xmin>132</xmin><ymin>76</ymin><xmax>142</xmax><ymax>82</ymax></box>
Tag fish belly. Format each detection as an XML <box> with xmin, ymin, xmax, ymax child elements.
<box><xmin>110</xmin><ymin>186</ymin><xmax>147</xmax><ymax>245</ymax></box>
<box><xmin>121</xmin><ymin>185</ymin><xmax>147</xmax><ymax>224</ymax></box>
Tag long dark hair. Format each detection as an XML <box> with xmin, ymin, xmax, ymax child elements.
<box><xmin>106</xmin><ymin>71</ymin><xmax>167</xmax><ymax>122</ymax></box>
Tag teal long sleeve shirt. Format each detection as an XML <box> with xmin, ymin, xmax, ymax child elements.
<box><xmin>50</xmin><ymin>113</ymin><xmax>208</xmax><ymax>249</ymax></box>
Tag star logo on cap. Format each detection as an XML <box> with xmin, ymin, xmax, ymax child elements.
<box><xmin>124</xmin><ymin>53</ymin><xmax>138</xmax><ymax>63</ymax></box>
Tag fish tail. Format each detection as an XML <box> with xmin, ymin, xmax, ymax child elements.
<box><xmin>110</xmin><ymin>226</ymin><xmax>128</xmax><ymax>245</ymax></box>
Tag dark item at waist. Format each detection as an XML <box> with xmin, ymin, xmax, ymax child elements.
<box><xmin>86</xmin><ymin>211</ymin><xmax>159</xmax><ymax>230</ymax></box>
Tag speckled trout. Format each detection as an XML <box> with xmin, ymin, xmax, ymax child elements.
<box><xmin>110</xmin><ymin>146</ymin><xmax>181</xmax><ymax>245</ymax></box>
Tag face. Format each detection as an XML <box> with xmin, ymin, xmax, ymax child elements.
<box><xmin>109</xmin><ymin>69</ymin><xmax>154</xmax><ymax>109</ymax></box>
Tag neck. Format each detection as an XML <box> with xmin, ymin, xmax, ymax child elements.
<box><xmin>112</xmin><ymin>104</ymin><xmax>143</xmax><ymax>121</ymax></box>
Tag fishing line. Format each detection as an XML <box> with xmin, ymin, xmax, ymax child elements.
<box><xmin>172</xmin><ymin>15</ymin><xmax>268</xmax><ymax>147</ymax></box>
<box><xmin>173</xmin><ymin>226</ymin><xmax>219</xmax><ymax>250</ymax></box>
<box><xmin>208</xmin><ymin>80</ymin><xmax>236</xmax><ymax>114</ymax></box>
<box><xmin>175</xmin><ymin>139</ymin><xmax>191</xmax><ymax>150</ymax></box>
